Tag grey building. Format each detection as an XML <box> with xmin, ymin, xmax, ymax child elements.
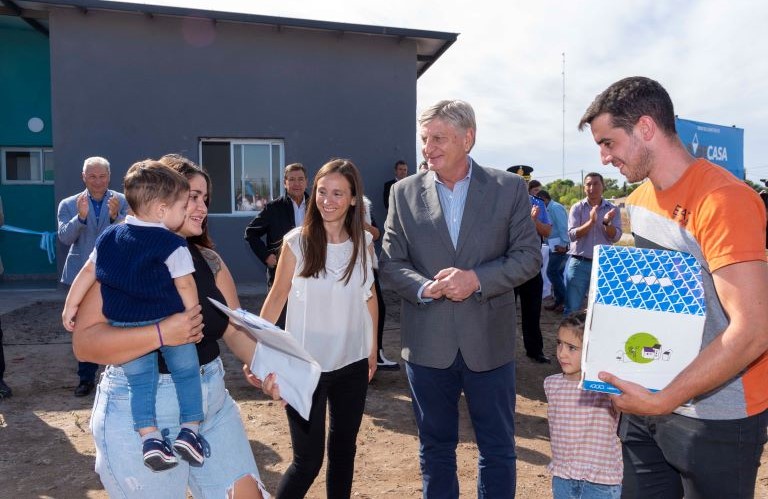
<box><xmin>0</xmin><ymin>0</ymin><xmax>455</xmax><ymax>281</ymax></box>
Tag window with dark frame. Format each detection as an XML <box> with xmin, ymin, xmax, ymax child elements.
<box><xmin>200</xmin><ymin>139</ymin><xmax>285</xmax><ymax>215</ymax></box>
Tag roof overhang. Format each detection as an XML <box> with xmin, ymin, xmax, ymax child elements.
<box><xmin>1</xmin><ymin>0</ymin><xmax>457</xmax><ymax>78</ymax></box>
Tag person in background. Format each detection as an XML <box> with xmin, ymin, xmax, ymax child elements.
<box><xmin>580</xmin><ymin>75</ymin><xmax>768</xmax><ymax>498</ymax></box>
<box><xmin>510</xmin><ymin>175</ymin><xmax>552</xmax><ymax>364</ymax></box>
<box><xmin>564</xmin><ymin>172</ymin><xmax>621</xmax><ymax>315</ymax></box>
<box><xmin>528</xmin><ymin>179</ymin><xmax>552</xmax><ymax>299</ymax></box>
<box><xmin>362</xmin><ymin>196</ymin><xmax>399</xmax><ymax>370</ymax></box>
<box><xmin>244</xmin><ymin>163</ymin><xmax>308</xmax><ymax>328</ymax></box>
<box><xmin>73</xmin><ymin>154</ymin><xmax>269</xmax><ymax>498</ymax></box>
<box><xmin>539</xmin><ymin>190</ymin><xmax>569</xmax><ymax>314</ymax></box>
<box><xmin>545</xmin><ymin>311</ymin><xmax>623</xmax><ymax>498</ymax></box>
<box><xmin>382</xmin><ymin>160</ymin><xmax>408</xmax><ymax>211</ymax></box>
<box><xmin>0</xmin><ymin>194</ymin><xmax>10</xmax><ymax>399</ymax></box>
<box><xmin>259</xmin><ymin>159</ymin><xmax>377</xmax><ymax>498</ymax></box>
<box><xmin>58</xmin><ymin>156</ymin><xmax>129</xmax><ymax>397</ymax></box>
<box><xmin>380</xmin><ymin>99</ymin><xmax>541</xmax><ymax>498</ymax></box>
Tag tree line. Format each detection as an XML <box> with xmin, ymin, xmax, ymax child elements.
<box><xmin>542</xmin><ymin>177</ymin><xmax>766</xmax><ymax>209</ymax></box>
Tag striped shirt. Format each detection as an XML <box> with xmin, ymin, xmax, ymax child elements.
<box><xmin>544</xmin><ymin>374</ymin><xmax>623</xmax><ymax>485</ymax></box>
<box><xmin>434</xmin><ymin>159</ymin><xmax>473</xmax><ymax>248</ymax></box>
<box><xmin>626</xmin><ymin>159</ymin><xmax>768</xmax><ymax>419</ymax></box>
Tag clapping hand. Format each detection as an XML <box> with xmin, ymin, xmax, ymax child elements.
<box><xmin>108</xmin><ymin>196</ymin><xmax>120</xmax><ymax>222</ymax></box>
<box><xmin>76</xmin><ymin>193</ymin><xmax>89</xmax><ymax>220</ymax></box>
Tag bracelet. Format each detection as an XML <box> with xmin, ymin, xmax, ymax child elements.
<box><xmin>155</xmin><ymin>322</ymin><xmax>164</xmax><ymax>348</ymax></box>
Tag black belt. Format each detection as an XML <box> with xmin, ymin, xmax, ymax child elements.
<box><xmin>571</xmin><ymin>254</ymin><xmax>592</xmax><ymax>261</ymax></box>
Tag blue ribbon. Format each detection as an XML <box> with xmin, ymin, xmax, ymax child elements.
<box><xmin>0</xmin><ymin>225</ymin><xmax>57</xmax><ymax>264</ymax></box>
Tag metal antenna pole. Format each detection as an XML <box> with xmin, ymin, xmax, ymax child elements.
<box><xmin>562</xmin><ymin>52</ymin><xmax>566</xmax><ymax>180</ymax></box>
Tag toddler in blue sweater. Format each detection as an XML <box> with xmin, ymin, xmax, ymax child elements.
<box><xmin>63</xmin><ymin>160</ymin><xmax>206</xmax><ymax>472</ymax></box>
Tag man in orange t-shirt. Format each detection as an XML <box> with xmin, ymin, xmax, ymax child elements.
<box><xmin>579</xmin><ymin>76</ymin><xmax>768</xmax><ymax>499</ymax></box>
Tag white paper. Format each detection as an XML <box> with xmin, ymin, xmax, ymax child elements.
<box><xmin>208</xmin><ymin>298</ymin><xmax>321</xmax><ymax>419</ymax></box>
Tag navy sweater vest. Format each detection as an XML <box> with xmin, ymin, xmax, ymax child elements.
<box><xmin>95</xmin><ymin>224</ymin><xmax>188</xmax><ymax>322</ymax></box>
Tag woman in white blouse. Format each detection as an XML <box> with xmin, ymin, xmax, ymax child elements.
<box><xmin>259</xmin><ymin>158</ymin><xmax>378</xmax><ymax>498</ymax></box>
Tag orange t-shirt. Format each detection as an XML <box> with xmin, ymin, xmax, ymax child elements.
<box><xmin>627</xmin><ymin>159</ymin><xmax>768</xmax><ymax>418</ymax></box>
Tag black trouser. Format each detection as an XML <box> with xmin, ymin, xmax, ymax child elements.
<box><xmin>373</xmin><ymin>270</ymin><xmax>386</xmax><ymax>351</ymax></box>
<box><xmin>276</xmin><ymin>304</ymin><xmax>287</xmax><ymax>330</ymax></box>
<box><xmin>77</xmin><ymin>361</ymin><xmax>98</xmax><ymax>383</ymax></box>
<box><xmin>619</xmin><ymin>411</ymin><xmax>768</xmax><ymax>499</ymax></box>
<box><xmin>0</xmin><ymin>318</ymin><xmax>5</xmax><ymax>380</ymax></box>
<box><xmin>513</xmin><ymin>272</ymin><xmax>544</xmax><ymax>358</ymax></box>
<box><xmin>277</xmin><ymin>358</ymin><xmax>369</xmax><ymax>499</ymax></box>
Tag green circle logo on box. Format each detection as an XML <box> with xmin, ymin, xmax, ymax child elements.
<box><xmin>625</xmin><ymin>332</ymin><xmax>662</xmax><ymax>364</ymax></box>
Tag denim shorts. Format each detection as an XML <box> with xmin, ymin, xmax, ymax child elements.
<box><xmin>91</xmin><ymin>357</ymin><xmax>266</xmax><ymax>498</ymax></box>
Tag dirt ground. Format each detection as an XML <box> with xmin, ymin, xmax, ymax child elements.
<box><xmin>1</xmin><ymin>291</ymin><xmax>767</xmax><ymax>498</ymax></box>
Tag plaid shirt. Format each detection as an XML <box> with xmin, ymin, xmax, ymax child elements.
<box><xmin>544</xmin><ymin>374</ymin><xmax>623</xmax><ymax>485</ymax></box>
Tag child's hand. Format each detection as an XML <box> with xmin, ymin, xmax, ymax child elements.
<box><xmin>62</xmin><ymin>305</ymin><xmax>77</xmax><ymax>332</ymax></box>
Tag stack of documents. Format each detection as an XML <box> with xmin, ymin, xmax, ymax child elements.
<box><xmin>208</xmin><ymin>298</ymin><xmax>321</xmax><ymax>420</ymax></box>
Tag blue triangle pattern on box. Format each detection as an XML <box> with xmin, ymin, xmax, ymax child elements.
<box><xmin>594</xmin><ymin>245</ymin><xmax>705</xmax><ymax>316</ymax></box>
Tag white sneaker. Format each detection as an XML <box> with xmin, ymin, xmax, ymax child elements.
<box><xmin>377</xmin><ymin>350</ymin><xmax>400</xmax><ymax>370</ymax></box>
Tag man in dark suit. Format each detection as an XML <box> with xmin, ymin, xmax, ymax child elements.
<box><xmin>380</xmin><ymin>100</ymin><xmax>541</xmax><ymax>498</ymax></box>
<box><xmin>382</xmin><ymin>159</ymin><xmax>408</xmax><ymax>211</ymax></box>
<box><xmin>244</xmin><ymin>163</ymin><xmax>308</xmax><ymax>326</ymax></box>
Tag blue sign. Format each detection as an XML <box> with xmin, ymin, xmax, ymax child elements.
<box><xmin>676</xmin><ymin>117</ymin><xmax>744</xmax><ymax>179</ymax></box>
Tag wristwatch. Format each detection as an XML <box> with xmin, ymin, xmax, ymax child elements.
<box><xmin>602</xmin><ymin>219</ymin><xmax>610</xmax><ymax>226</ymax></box>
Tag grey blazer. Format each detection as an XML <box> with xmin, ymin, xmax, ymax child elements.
<box><xmin>379</xmin><ymin>164</ymin><xmax>542</xmax><ymax>371</ymax></box>
<box><xmin>57</xmin><ymin>189</ymin><xmax>128</xmax><ymax>285</ymax></box>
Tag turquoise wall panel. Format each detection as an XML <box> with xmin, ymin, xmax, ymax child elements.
<box><xmin>0</xmin><ymin>25</ymin><xmax>56</xmax><ymax>276</ymax></box>
<box><xmin>0</xmin><ymin>27</ymin><xmax>52</xmax><ymax>146</ymax></box>
<box><xmin>0</xmin><ymin>185</ymin><xmax>57</xmax><ymax>276</ymax></box>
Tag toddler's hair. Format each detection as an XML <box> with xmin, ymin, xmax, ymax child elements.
<box><xmin>123</xmin><ymin>160</ymin><xmax>189</xmax><ymax>214</ymax></box>
<box><xmin>558</xmin><ymin>310</ymin><xmax>587</xmax><ymax>341</ymax></box>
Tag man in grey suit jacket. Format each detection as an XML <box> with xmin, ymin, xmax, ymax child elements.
<box><xmin>58</xmin><ymin>156</ymin><xmax>128</xmax><ymax>396</ymax></box>
<box><xmin>380</xmin><ymin>100</ymin><xmax>541</xmax><ymax>498</ymax></box>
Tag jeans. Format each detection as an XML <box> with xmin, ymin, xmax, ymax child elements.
<box><xmin>91</xmin><ymin>357</ymin><xmax>265</xmax><ymax>498</ymax></box>
<box><xmin>565</xmin><ymin>257</ymin><xmax>592</xmax><ymax>315</ymax></box>
<box><xmin>547</xmin><ymin>252</ymin><xmax>569</xmax><ymax>306</ymax></box>
<box><xmin>406</xmin><ymin>352</ymin><xmax>516</xmax><ymax>498</ymax></box>
<box><xmin>278</xmin><ymin>358</ymin><xmax>369</xmax><ymax>499</ymax></box>
<box><xmin>115</xmin><ymin>320</ymin><xmax>204</xmax><ymax>430</ymax></box>
<box><xmin>553</xmin><ymin>477</ymin><xmax>621</xmax><ymax>499</ymax></box>
<box><xmin>619</xmin><ymin>411</ymin><xmax>768</xmax><ymax>499</ymax></box>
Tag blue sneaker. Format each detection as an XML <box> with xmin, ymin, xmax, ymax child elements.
<box><xmin>173</xmin><ymin>428</ymin><xmax>206</xmax><ymax>466</ymax></box>
<box><xmin>143</xmin><ymin>438</ymin><xmax>178</xmax><ymax>472</ymax></box>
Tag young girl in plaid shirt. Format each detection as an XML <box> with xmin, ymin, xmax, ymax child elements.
<box><xmin>544</xmin><ymin>311</ymin><xmax>623</xmax><ymax>498</ymax></box>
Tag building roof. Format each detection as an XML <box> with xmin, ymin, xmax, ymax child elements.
<box><xmin>1</xmin><ymin>0</ymin><xmax>457</xmax><ymax>77</ymax></box>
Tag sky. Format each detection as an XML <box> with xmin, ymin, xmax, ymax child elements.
<box><xmin>107</xmin><ymin>0</ymin><xmax>768</xmax><ymax>186</ymax></box>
